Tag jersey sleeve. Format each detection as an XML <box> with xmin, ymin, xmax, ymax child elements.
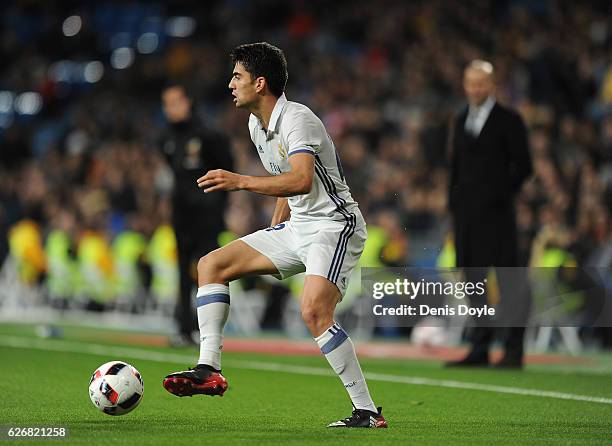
<box><xmin>285</xmin><ymin>109</ymin><xmax>323</xmax><ymax>156</ymax></box>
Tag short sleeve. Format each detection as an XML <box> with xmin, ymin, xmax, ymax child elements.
<box><xmin>285</xmin><ymin>109</ymin><xmax>322</xmax><ymax>156</ymax></box>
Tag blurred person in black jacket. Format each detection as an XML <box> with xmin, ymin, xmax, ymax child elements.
<box><xmin>159</xmin><ymin>84</ymin><xmax>233</xmax><ymax>346</ymax></box>
<box><xmin>447</xmin><ymin>61</ymin><xmax>533</xmax><ymax>368</ymax></box>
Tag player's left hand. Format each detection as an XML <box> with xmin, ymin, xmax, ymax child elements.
<box><xmin>197</xmin><ymin>169</ymin><xmax>244</xmax><ymax>193</ymax></box>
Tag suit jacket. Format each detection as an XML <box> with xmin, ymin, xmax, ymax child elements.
<box><xmin>449</xmin><ymin>102</ymin><xmax>532</xmax><ymax>219</ymax></box>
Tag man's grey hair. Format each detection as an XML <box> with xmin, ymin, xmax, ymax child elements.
<box><xmin>466</xmin><ymin>59</ymin><xmax>494</xmax><ymax>76</ymax></box>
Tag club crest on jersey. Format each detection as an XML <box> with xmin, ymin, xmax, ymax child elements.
<box><xmin>187</xmin><ymin>138</ymin><xmax>202</xmax><ymax>155</ymax></box>
<box><xmin>278</xmin><ymin>143</ymin><xmax>287</xmax><ymax>160</ymax></box>
<box><xmin>257</xmin><ymin>145</ymin><xmax>264</xmax><ymax>153</ymax></box>
<box><xmin>184</xmin><ymin>137</ymin><xmax>202</xmax><ymax>169</ymax></box>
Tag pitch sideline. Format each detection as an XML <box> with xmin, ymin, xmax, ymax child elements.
<box><xmin>2</xmin><ymin>335</ymin><xmax>611</xmax><ymax>406</ymax></box>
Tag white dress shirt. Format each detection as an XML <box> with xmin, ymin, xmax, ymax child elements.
<box><xmin>465</xmin><ymin>96</ymin><xmax>496</xmax><ymax>137</ymax></box>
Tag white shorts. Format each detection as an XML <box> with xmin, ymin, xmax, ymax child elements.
<box><xmin>240</xmin><ymin>215</ymin><xmax>367</xmax><ymax>296</ymax></box>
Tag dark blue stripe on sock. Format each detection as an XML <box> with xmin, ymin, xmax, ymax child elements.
<box><xmin>196</xmin><ymin>293</ymin><xmax>230</xmax><ymax>307</ymax></box>
<box><xmin>321</xmin><ymin>328</ymin><xmax>349</xmax><ymax>354</ymax></box>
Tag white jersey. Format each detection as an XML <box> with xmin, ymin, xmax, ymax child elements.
<box><xmin>248</xmin><ymin>94</ymin><xmax>362</xmax><ymax>224</ymax></box>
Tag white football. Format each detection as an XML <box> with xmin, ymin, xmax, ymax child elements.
<box><xmin>410</xmin><ymin>317</ymin><xmax>448</xmax><ymax>348</ymax></box>
<box><xmin>88</xmin><ymin>361</ymin><xmax>144</xmax><ymax>416</ymax></box>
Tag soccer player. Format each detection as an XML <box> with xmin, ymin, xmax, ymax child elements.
<box><xmin>163</xmin><ymin>42</ymin><xmax>387</xmax><ymax>429</ymax></box>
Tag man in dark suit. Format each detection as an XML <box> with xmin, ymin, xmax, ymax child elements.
<box><xmin>160</xmin><ymin>84</ymin><xmax>234</xmax><ymax>346</ymax></box>
<box><xmin>447</xmin><ymin>60</ymin><xmax>532</xmax><ymax>368</ymax></box>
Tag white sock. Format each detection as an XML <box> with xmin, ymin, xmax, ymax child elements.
<box><xmin>196</xmin><ymin>284</ymin><xmax>230</xmax><ymax>371</ymax></box>
<box><xmin>315</xmin><ymin>322</ymin><xmax>377</xmax><ymax>413</ymax></box>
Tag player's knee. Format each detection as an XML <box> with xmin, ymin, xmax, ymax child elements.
<box><xmin>301</xmin><ymin>303</ymin><xmax>330</xmax><ymax>335</ymax></box>
<box><xmin>197</xmin><ymin>252</ymin><xmax>227</xmax><ymax>283</ymax></box>
<box><xmin>300</xmin><ymin>305</ymin><xmax>318</xmax><ymax>328</ymax></box>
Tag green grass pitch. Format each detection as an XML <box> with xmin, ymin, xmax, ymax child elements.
<box><xmin>1</xmin><ymin>324</ymin><xmax>611</xmax><ymax>445</ymax></box>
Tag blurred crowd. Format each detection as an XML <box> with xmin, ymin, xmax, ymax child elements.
<box><xmin>1</xmin><ymin>1</ymin><xmax>611</xmax><ymax>312</ymax></box>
